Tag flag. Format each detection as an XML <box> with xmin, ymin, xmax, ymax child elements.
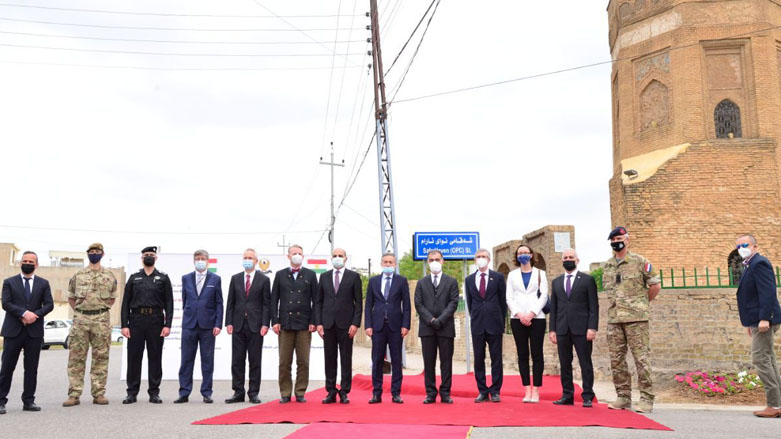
<box><xmin>307</xmin><ymin>258</ymin><xmax>328</xmax><ymax>274</ymax></box>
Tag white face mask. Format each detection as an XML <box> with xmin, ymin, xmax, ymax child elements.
<box><xmin>738</xmin><ymin>247</ymin><xmax>753</xmax><ymax>259</ymax></box>
<box><xmin>290</xmin><ymin>254</ymin><xmax>303</xmax><ymax>265</ymax></box>
<box><xmin>428</xmin><ymin>261</ymin><xmax>442</xmax><ymax>274</ymax></box>
<box><xmin>475</xmin><ymin>257</ymin><xmax>489</xmax><ymax>269</ymax></box>
<box><xmin>332</xmin><ymin>257</ymin><xmax>345</xmax><ymax>269</ymax></box>
<box><xmin>194</xmin><ymin>260</ymin><xmax>207</xmax><ymax>272</ymax></box>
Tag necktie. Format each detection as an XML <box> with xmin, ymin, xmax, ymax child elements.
<box><xmin>383</xmin><ymin>275</ymin><xmax>391</xmax><ymax>300</ymax></box>
<box><xmin>479</xmin><ymin>273</ymin><xmax>486</xmax><ymax>299</ymax></box>
<box><xmin>245</xmin><ymin>274</ymin><xmax>251</xmax><ymax>298</ymax></box>
<box><xmin>196</xmin><ymin>273</ymin><xmax>204</xmax><ymax>296</ymax></box>
<box><xmin>433</xmin><ymin>274</ymin><xmax>439</xmax><ymax>288</ymax></box>
<box><xmin>565</xmin><ymin>274</ymin><xmax>572</xmax><ymax>297</ymax></box>
<box><xmin>334</xmin><ymin>270</ymin><xmax>340</xmax><ymax>294</ymax></box>
<box><xmin>24</xmin><ymin>277</ymin><xmax>31</xmax><ymax>302</ymax></box>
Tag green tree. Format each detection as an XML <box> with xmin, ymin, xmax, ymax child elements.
<box><xmin>398</xmin><ymin>251</ymin><xmax>467</xmax><ymax>291</ymax></box>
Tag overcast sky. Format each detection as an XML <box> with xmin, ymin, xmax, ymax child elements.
<box><xmin>0</xmin><ymin>0</ymin><xmax>614</xmax><ymax>272</ymax></box>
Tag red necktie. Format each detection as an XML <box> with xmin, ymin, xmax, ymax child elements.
<box><xmin>479</xmin><ymin>273</ymin><xmax>486</xmax><ymax>299</ymax></box>
<box><xmin>245</xmin><ymin>274</ymin><xmax>251</xmax><ymax>298</ymax></box>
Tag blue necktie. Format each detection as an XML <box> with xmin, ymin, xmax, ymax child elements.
<box><xmin>383</xmin><ymin>275</ymin><xmax>391</xmax><ymax>300</ymax></box>
<box><xmin>24</xmin><ymin>277</ymin><xmax>32</xmax><ymax>302</ymax></box>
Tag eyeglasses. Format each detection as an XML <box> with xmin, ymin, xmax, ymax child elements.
<box><xmin>736</xmin><ymin>243</ymin><xmax>750</xmax><ymax>249</ymax></box>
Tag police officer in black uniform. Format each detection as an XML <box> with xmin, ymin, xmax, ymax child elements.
<box><xmin>120</xmin><ymin>246</ymin><xmax>174</xmax><ymax>404</ymax></box>
<box><xmin>270</xmin><ymin>244</ymin><xmax>318</xmax><ymax>403</ymax></box>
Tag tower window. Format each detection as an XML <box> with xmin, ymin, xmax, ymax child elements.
<box><xmin>714</xmin><ymin>99</ymin><xmax>742</xmax><ymax>138</ymax></box>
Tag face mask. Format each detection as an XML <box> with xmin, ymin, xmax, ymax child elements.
<box><xmin>195</xmin><ymin>260</ymin><xmax>207</xmax><ymax>272</ymax></box>
<box><xmin>291</xmin><ymin>254</ymin><xmax>303</xmax><ymax>266</ymax></box>
<box><xmin>242</xmin><ymin>259</ymin><xmax>255</xmax><ymax>270</ymax></box>
<box><xmin>517</xmin><ymin>254</ymin><xmax>532</xmax><ymax>265</ymax></box>
<box><xmin>88</xmin><ymin>253</ymin><xmax>103</xmax><ymax>264</ymax></box>
<box><xmin>738</xmin><ymin>247</ymin><xmax>752</xmax><ymax>259</ymax></box>
<box><xmin>475</xmin><ymin>257</ymin><xmax>489</xmax><ymax>269</ymax></box>
<box><xmin>143</xmin><ymin>256</ymin><xmax>156</xmax><ymax>267</ymax></box>
<box><xmin>382</xmin><ymin>266</ymin><xmax>395</xmax><ymax>274</ymax></box>
<box><xmin>429</xmin><ymin>261</ymin><xmax>442</xmax><ymax>273</ymax></box>
<box><xmin>610</xmin><ymin>241</ymin><xmax>625</xmax><ymax>252</ymax></box>
<box><xmin>563</xmin><ymin>260</ymin><xmax>577</xmax><ymax>272</ymax></box>
<box><xmin>21</xmin><ymin>263</ymin><xmax>35</xmax><ymax>275</ymax></box>
<box><xmin>332</xmin><ymin>257</ymin><xmax>345</xmax><ymax>269</ymax></box>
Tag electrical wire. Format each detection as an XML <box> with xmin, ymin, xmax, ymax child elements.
<box><xmin>0</xmin><ymin>224</ymin><xmax>326</xmax><ymax>236</ymax></box>
<box><xmin>384</xmin><ymin>0</ymin><xmax>435</xmax><ymax>76</ymax></box>
<box><xmin>388</xmin><ymin>0</ymin><xmax>441</xmax><ymax>103</ymax></box>
<box><xmin>319</xmin><ymin>0</ymin><xmax>344</xmax><ymax>157</ymax></box>
<box><xmin>0</xmin><ymin>42</ymin><xmax>363</xmax><ymax>57</ymax></box>
<box><xmin>0</xmin><ymin>59</ymin><xmax>359</xmax><ymax>71</ymax></box>
<box><xmin>0</xmin><ymin>30</ymin><xmax>363</xmax><ymax>45</ymax></box>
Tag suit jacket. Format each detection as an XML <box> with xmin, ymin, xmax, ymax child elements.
<box><xmin>549</xmin><ymin>271</ymin><xmax>599</xmax><ymax>336</ymax></box>
<box><xmin>414</xmin><ymin>273</ymin><xmax>460</xmax><ymax>338</ymax></box>
<box><xmin>1</xmin><ymin>274</ymin><xmax>54</xmax><ymax>338</ymax></box>
<box><xmin>225</xmin><ymin>270</ymin><xmax>271</xmax><ymax>333</ymax></box>
<box><xmin>736</xmin><ymin>253</ymin><xmax>781</xmax><ymax>327</ymax></box>
<box><xmin>465</xmin><ymin>269</ymin><xmax>507</xmax><ymax>335</ymax></box>
<box><xmin>364</xmin><ymin>273</ymin><xmax>411</xmax><ymax>332</ymax></box>
<box><xmin>315</xmin><ymin>268</ymin><xmax>363</xmax><ymax>329</ymax></box>
<box><xmin>271</xmin><ymin>267</ymin><xmax>318</xmax><ymax>331</ymax></box>
<box><xmin>181</xmin><ymin>271</ymin><xmax>224</xmax><ymax>330</ymax></box>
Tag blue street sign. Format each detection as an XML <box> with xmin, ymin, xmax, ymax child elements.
<box><xmin>413</xmin><ymin>232</ymin><xmax>480</xmax><ymax>261</ymax></box>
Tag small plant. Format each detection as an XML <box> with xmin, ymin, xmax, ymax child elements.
<box><xmin>674</xmin><ymin>370</ymin><xmax>763</xmax><ymax>396</ymax></box>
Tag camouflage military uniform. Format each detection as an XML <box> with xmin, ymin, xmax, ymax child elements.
<box><xmin>67</xmin><ymin>267</ymin><xmax>117</xmax><ymax>398</ymax></box>
<box><xmin>602</xmin><ymin>251</ymin><xmax>660</xmax><ymax>403</ymax></box>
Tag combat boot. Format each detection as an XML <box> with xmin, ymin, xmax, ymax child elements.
<box><xmin>63</xmin><ymin>396</ymin><xmax>80</xmax><ymax>407</ymax></box>
<box><xmin>634</xmin><ymin>399</ymin><xmax>653</xmax><ymax>413</ymax></box>
<box><xmin>607</xmin><ymin>397</ymin><xmax>632</xmax><ymax>410</ymax></box>
<box><xmin>93</xmin><ymin>395</ymin><xmax>109</xmax><ymax>405</ymax></box>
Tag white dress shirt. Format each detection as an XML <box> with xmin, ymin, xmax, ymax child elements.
<box><xmin>431</xmin><ymin>271</ymin><xmax>443</xmax><ymax>287</ymax></box>
<box><xmin>475</xmin><ymin>269</ymin><xmax>490</xmax><ymax>291</ymax></box>
<box><xmin>563</xmin><ymin>270</ymin><xmax>578</xmax><ymax>291</ymax></box>
<box><xmin>244</xmin><ymin>269</ymin><xmax>256</xmax><ymax>288</ymax></box>
<box><xmin>333</xmin><ymin>268</ymin><xmax>342</xmax><ymax>290</ymax></box>
<box><xmin>506</xmin><ymin>267</ymin><xmax>548</xmax><ymax>319</ymax></box>
<box><xmin>20</xmin><ymin>274</ymin><xmax>35</xmax><ymax>293</ymax></box>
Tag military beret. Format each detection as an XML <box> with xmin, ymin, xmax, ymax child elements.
<box><xmin>607</xmin><ymin>226</ymin><xmax>627</xmax><ymax>240</ymax></box>
<box><xmin>141</xmin><ymin>246</ymin><xmax>158</xmax><ymax>254</ymax></box>
<box><xmin>87</xmin><ymin>242</ymin><xmax>104</xmax><ymax>252</ymax></box>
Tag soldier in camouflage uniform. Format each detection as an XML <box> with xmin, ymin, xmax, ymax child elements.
<box><xmin>602</xmin><ymin>227</ymin><xmax>661</xmax><ymax>414</ymax></box>
<box><xmin>63</xmin><ymin>243</ymin><xmax>117</xmax><ymax>407</ymax></box>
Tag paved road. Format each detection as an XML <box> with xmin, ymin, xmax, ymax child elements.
<box><xmin>0</xmin><ymin>347</ymin><xmax>778</xmax><ymax>438</ymax></box>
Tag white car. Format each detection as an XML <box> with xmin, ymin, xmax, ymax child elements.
<box><xmin>111</xmin><ymin>326</ymin><xmax>124</xmax><ymax>343</ymax></box>
<box><xmin>43</xmin><ymin>319</ymin><xmax>72</xmax><ymax>349</ymax></box>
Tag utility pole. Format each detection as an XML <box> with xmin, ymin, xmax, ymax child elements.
<box><xmin>369</xmin><ymin>0</ymin><xmax>399</xmax><ymax>261</ymax></box>
<box><xmin>277</xmin><ymin>235</ymin><xmax>290</xmax><ymax>255</ymax></box>
<box><xmin>320</xmin><ymin>141</ymin><xmax>344</xmax><ymax>254</ymax></box>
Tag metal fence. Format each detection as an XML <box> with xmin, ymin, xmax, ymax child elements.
<box><xmin>592</xmin><ymin>266</ymin><xmax>781</xmax><ymax>290</ymax></box>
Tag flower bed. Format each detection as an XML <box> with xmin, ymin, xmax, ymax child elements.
<box><xmin>674</xmin><ymin>370</ymin><xmax>763</xmax><ymax>396</ymax></box>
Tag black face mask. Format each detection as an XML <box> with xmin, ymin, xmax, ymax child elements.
<box><xmin>21</xmin><ymin>263</ymin><xmax>35</xmax><ymax>275</ymax></box>
<box><xmin>142</xmin><ymin>256</ymin><xmax>156</xmax><ymax>267</ymax></box>
<box><xmin>88</xmin><ymin>253</ymin><xmax>103</xmax><ymax>264</ymax></box>
<box><xmin>562</xmin><ymin>260</ymin><xmax>577</xmax><ymax>272</ymax></box>
<box><xmin>610</xmin><ymin>241</ymin><xmax>626</xmax><ymax>252</ymax></box>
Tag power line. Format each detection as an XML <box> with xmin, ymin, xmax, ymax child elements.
<box><xmin>319</xmin><ymin>0</ymin><xmax>344</xmax><ymax>157</ymax></box>
<box><xmin>0</xmin><ymin>59</ymin><xmax>359</xmax><ymax>71</ymax></box>
<box><xmin>0</xmin><ymin>42</ymin><xmax>362</xmax><ymax>57</ymax></box>
<box><xmin>328</xmin><ymin>0</ymin><xmax>359</xmax><ymax>157</ymax></box>
<box><xmin>0</xmin><ymin>2</ymin><xmax>362</xmax><ymax>18</ymax></box>
<box><xmin>388</xmin><ymin>0</ymin><xmax>441</xmax><ymax>103</ymax></box>
<box><xmin>384</xmin><ymin>0</ymin><xmax>435</xmax><ymax>76</ymax></box>
<box><xmin>0</xmin><ymin>16</ymin><xmax>362</xmax><ymax>32</ymax></box>
<box><xmin>0</xmin><ymin>30</ymin><xmax>363</xmax><ymax>45</ymax></box>
<box><xmin>0</xmin><ymin>224</ymin><xmax>327</xmax><ymax>236</ymax></box>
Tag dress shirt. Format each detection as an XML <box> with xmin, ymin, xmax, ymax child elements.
<box><xmin>20</xmin><ymin>273</ymin><xmax>35</xmax><ymax>293</ymax></box>
<box><xmin>475</xmin><ymin>269</ymin><xmax>489</xmax><ymax>290</ymax></box>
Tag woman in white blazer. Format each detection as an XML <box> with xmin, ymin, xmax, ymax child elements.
<box><xmin>506</xmin><ymin>244</ymin><xmax>548</xmax><ymax>403</ymax></box>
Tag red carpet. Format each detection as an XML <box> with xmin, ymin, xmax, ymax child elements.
<box><xmin>284</xmin><ymin>423</ymin><xmax>472</xmax><ymax>439</ymax></box>
<box><xmin>194</xmin><ymin>373</ymin><xmax>671</xmax><ymax>431</ymax></box>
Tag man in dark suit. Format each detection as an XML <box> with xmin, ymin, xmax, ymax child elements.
<box><xmin>315</xmin><ymin>248</ymin><xmax>363</xmax><ymax>404</ymax></box>
<box><xmin>365</xmin><ymin>252</ymin><xmax>411</xmax><ymax>404</ymax></box>
<box><xmin>735</xmin><ymin>234</ymin><xmax>781</xmax><ymax>418</ymax></box>
<box><xmin>465</xmin><ymin>248</ymin><xmax>506</xmax><ymax>403</ymax></box>
<box><xmin>271</xmin><ymin>244</ymin><xmax>318</xmax><ymax>403</ymax></box>
<box><xmin>175</xmin><ymin>249</ymin><xmax>224</xmax><ymax>404</ymax></box>
<box><xmin>549</xmin><ymin>248</ymin><xmax>599</xmax><ymax>407</ymax></box>
<box><xmin>0</xmin><ymin>251</ymin><xmax>54</xmax><ymax>414</ymax></box>
<box><xmin>415</xmin><ymin>250</ymin><xmax>459</xmax><ymax>404</ymax></box>
<box><xmin>224</xmin><ymin>248</ymin><xmax>270</xmax><ymax>404</ymax></box>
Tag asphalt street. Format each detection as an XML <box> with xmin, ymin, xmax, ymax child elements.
<box><xmin>0</xmin><ymin>347</ymin><xmax>778</xmax><ymax>438</ymax></box>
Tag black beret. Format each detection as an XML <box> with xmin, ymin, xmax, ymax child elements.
<box><xmin>607</xmin><ymin>226</ymin><xmax>627</xmax><ymax>240</ymax></box>
<box><xmin>141</xmin><ymin>246</ymin><xmax>157</xmax><ymax>254</ymax></box>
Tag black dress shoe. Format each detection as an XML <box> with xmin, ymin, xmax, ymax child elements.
<box><xmin>339</xmin><ymin>391</ymin><xmax>350</xmax><ymax>404</ymax></box>
<box><xmin>295</xmin><ymin>396</ymin><xmax>307</xmax><ymax>403</ymax></box>
<box><xmin>174</xmin><ymin>396</ymin><xmax>189</xmax><ymax>404</ymax></box>
<box><xmin>490</xmin><ymin>394</ymin><xmax>501</xmax><ymax>403</ymax></box>
<box><xmin>249</xmin><ymin>396</ymin><xmax>261</xmax><ymax>404</ymax></box>
<box><xmin>553</xmin><ymin>397</ymin><xmax>574</xmax><ymax>406</ymax></box>
<box><xmin>474</xmin><ymin>394</ymin><xmax>489</xmax><ymax>403</ymax></box>
<box><xmin>392</xmin><ymin>395</ymin><xmax>403</xmax><ymax>404</ymax></box>
<box><xmin>122</xmin><ymin>395</ymin><xmax>137</xmax><ymax>404</ymax></box>
<box><xmin>22</xmin><ymin>403</ymin><xmax>41</xmax><ymax>412</ymax></box>
<box><xmin>0</xmin><ymin>404</ymin><xmax>5</xmax><ymax>414</ymax></box>
<box><xmin>441</xmin><ymin>396</ymin><xmax>454</xmax><ymax>404</ymax></box>
<box><xmin>423</xmin><ymin>396</ymin><xmax>436</xmax><ymax>404</ymax></box>
<box><xmin>203</xmin><ymin>396</ymin><xmax>213</xmax><ymax>404</ymax></box>
<box><xmin>149</xmin><ymin>395</ymin><xmax>162</xmax><ymax>404</ymax></box>
<box><xmin>322</xmin><ymin>393</ymin><xmax>337</xmax><ymax>404</ymax></box>
<box><xmin>224</xmin><ymin>394</ymin><xmax>244</xmax><ymax>404</ymax></box>
<box><xmin>279</xmin><ymin>397</ymin><xmax>291</xmax><ymax>404</ymax></box>
<box><xmin>368</xmin><ymin>395</ymin><xmax>382</xmax><ymax>404</ymax></box>
<box><xmin>583</xmin><ymin>400</ymin><xmax>593</xmax><ymax>408</ymax></box>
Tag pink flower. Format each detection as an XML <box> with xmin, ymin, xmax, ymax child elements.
<box><xmin>676</xmin><ymin>375</ymin><xmax>685</xmax><ymax>382</ymax></box>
